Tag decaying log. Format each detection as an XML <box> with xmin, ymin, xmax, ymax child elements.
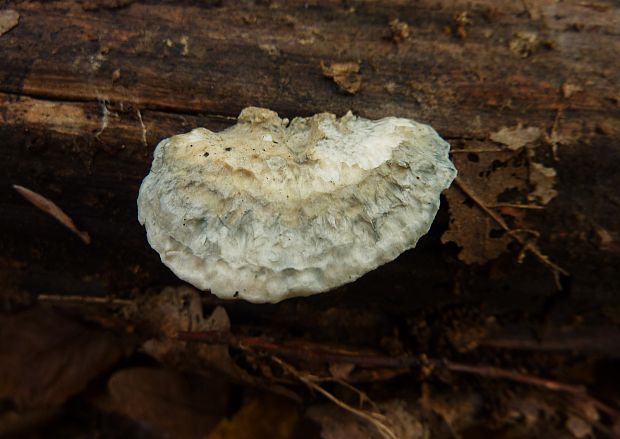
<box><xmin>1</xmin><ymin>0</ymin><xmax>619</xmax><ymax>340</ymax></box>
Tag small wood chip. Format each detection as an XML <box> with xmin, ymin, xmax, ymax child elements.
<box><xmin>320</xmin><ymin>61</ymin><xmax>362</xmax><ymax>95</ymax></box>
<box><xmin>389</xmin><ymin>19</ymin><xmax>411</xmax><ymax>43</ymax></box>
<box><xmin>0</xmin><ymin>9</ymin><xmax>20</xmax><ymax>37</ymax></box>
<box><xmin>13</xmin><ymin>185</ymin><xmax>91</xmax><ymax>244</ymax></box>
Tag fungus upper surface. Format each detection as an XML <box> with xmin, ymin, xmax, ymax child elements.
<box><xmin>138</xmin><ymin>107</ymin><xmax>457</xmax><ymax>303</ymax></box>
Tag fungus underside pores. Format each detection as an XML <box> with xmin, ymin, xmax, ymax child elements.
<box><xmin>138</xmin><ymin>107</ymin><xmax>457</xmax><ymax>303</ymax></box>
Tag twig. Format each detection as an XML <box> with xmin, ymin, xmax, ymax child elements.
<box><xmin>446</xmin><ymin>361</ymin><xmax>620</xmax><ymax>420</ymax></box>
<box><xmin>272</xmin><ymin>356</ymin><xmax>398</xmax><ymax>439</ymax></box>
<box><xmin>447</xmin><ymin>361</ymin><xmax>585</xmax><ymax>393</ymax></box>
<box><xmin>13</xmin><ymin>185</ymin><xmax>91</xmax><ymax>244</ymax></box>
<box><xmin>136</xmin><ymin>109</ymin><xmax>148</xmax><ymax>147</ymax></box>
<box><xmin>178</xmin><ymin>330</ymin><xmax>418</xmax><ymax>368</ymax></box>
<box><xmin>454</xmin><ymin>177</ymin><xmax>569</xmax><ymax>280</ymax></box>
<box><xmin>315</xmin><ymin>376</ymin><xmax>380</xmax><ymax>411</ymax></box>
<box><xmin>181</xmin><ymin>330</ymin><xmax>619</xmax><ymax>422</ymax></box>
<box><xmin>490</xmin><ymin>203</ymin><xmax>544</xmax><ymax>210</ymax></box>
<box><xmin>37</xmin><ymin>293</ymin><xmax>133</xmax><ymax>306</ymax></box>
<box><xmin>95</xmin><ymin>98</ymin><xmax>110</xmax><ymax>139</ymax></box>
<box><xmin>507</xmin><ymin>228</ymin><xmax>541</xmax><ymax>239</ymax></box>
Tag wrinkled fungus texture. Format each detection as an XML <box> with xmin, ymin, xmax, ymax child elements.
<box><xmin>138</xmin><ymin>107</ymin><xmax>456</xmax><ymax>303</ymax></box>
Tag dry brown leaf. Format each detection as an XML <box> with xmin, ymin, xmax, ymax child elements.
<box><xmin>420</xmin><ymin>385</ymin><xmax>482</xmax><ymax>433</ymax></box>
<box><xmin>565</xmin><ymin>400</ymin><xmax>598</xmax><ymax>439</ymax></box>
<box><xmin>100</xmin><ymin>367</ymin><xmax>228</xmax><ymax>439</ymax></box>
<box><xmin>0</xmin><ymin>9</ymin><xmax>19</xmax><ymax>36</ymax></box>
<box><xmin>136</xmin><ymin>287</ymin><xmax>264</xmax><ymax>386</ymax></box>
<box><xmin>0</xmin><ymin>408</ymin><xmax>61</xmax><ymax>437</ymax></box>
<box><xmin>442</xmin><ymin>151</ymin><xmax>528</xmax><ymax>264</ymax></box>
<box><xmin>490</xmin><ymin>124</ymin><xmax>542</xmax><ymax>150</ymax></box>
<box><xmin>132</xmin><ymin>287</ymin><xmax>300</xmax><ymax>404</ymax></box>
<box><xmin>0</xmin><ymin>307</ymin><xmax>124</xmax><ymax>408</ymax></box>
<box><xmin>13</xmin><ymin>185</ymin><xmax>91</xmax><ymax>244</ymax></box>
<box><xmin>308</xmin><ymin>400</ymin><xmax>428</xmax><ymax>439</ymax></box>
<box><xmin>529</xmin><ymin>162</ymin><xmax>558</xmax><ymax>205</ymax></box>
<box><xmin>503</xmin><ymin>394</ymin><xmax>556</xmax><ymax>427</ymax></box>
<box><xmin>329</xmin><ymin>362</ymin><xmax>355</xmax><ymax>380</ymax></box>
<box><xmin>206</xmin><ymin>394</ymin><xmax>299</xmax><ymax>439</ymax></box>
<box><xmin>566</xmin><ymin>415</ymin><xmax>593</xmax><ymax>438</ymax></box>
<box><xmin>321</xmin><ymin>61</ymin><xmax>362</xmax><ymax>94</ymax></box>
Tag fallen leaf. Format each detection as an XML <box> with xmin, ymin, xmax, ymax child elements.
<box><xmin>0</xmin><ymin>9</ymin><xmax>19</xmax><ymax>36</ymax></box>
<box><xmin>321</xmin><ymin>61</ymin><xmax>362</xmax><ymax>94</ymax></box>
<box><xmin>528</xmin><ymin>162</ymin><xmax>558</xmax><ymax>205</ymax></box>
<box><xmin>100</xmin><ymin>367</ymin><xmax>228</xmax><ymax>439</ymax></box>
<box><xmin>442</xmin><ymin>151</ymin><xmax>528</xmax><ymax>264</ymax></box>
<box><xmin>0</xmin><ymin>307</ymin><xmax>124</xmax><ymax>408</ymax></box>
<box><xmin>593</xmin><ymin>224</ymin><xmax>615</xmax><ymax>251</ymax></box>
<box><xmin>13</xmin><ymin>184</ymin><xmax>91</xmax><ymax>244</ymax></box>
<box><xmin>503</xmin><ymin>394</ymin><xmax>556</xmax><ymax>427</ymax></box>
<box><xmin>0</xmin><ymin>408</ymin><xmax>60</xmax><ymax>437</ymax></box>
<box><xmin>490</xmin><ymin>124</ymin><xmax>542</xmax><ymax>150</ymax></box>
<box><xmin>207</xmin><ymin>394</ymin><xmax>299</xmax><ymax>439</ymax></box>
<box><xmin>136</xmin><ymin>287</ymin><xmax>266</xmax><ymax>386</ymax></box>
<box><xmin>420</xmin><ymin>384</ymin><xmax>483</xmax><ymax>433</ymax></box>
<box><xmin>329</xmin><ymin>362</ymin><xmax>355</xmax><ymax>380</ymax></box>
<box><xmin>308</xmin><ymin>400</ymin><xmax>428</xmax><ymax>439</ymax></box>
<box><xmin>565</xmin><ymin>415</ymin><xmax>593</xmax><ymax>438</ymax></box>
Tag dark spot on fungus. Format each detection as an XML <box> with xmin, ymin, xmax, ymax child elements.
<box><xmin>234</xmin><ymin>291</ymin><xmax>239</xmax><ymax>297</ymax></box>
<box><xmin>204</xmin><ymin>152</ymin><xmax>209</xmax><ymax>157</ymax></box>
<box><xmin>225</xmin><ymin>147</ymin><xmax>232</xmax><ymax>152</ymax></box>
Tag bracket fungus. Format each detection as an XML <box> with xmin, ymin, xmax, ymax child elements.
<box><xmin>138</xmin><ymin>107</ymin><xmax>456</xmax><ymax>303</ymax></box>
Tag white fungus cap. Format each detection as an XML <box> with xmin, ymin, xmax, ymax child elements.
<box><xmin>138</xmin><ymin>107</ymin><xmax>456</xmax><ymax>303</ymax></box>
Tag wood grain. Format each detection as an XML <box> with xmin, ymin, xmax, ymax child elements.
<box><xmin>1</xmin><ymin>0</ymin><xmax>619</xmax><ymax>330</ymax></box>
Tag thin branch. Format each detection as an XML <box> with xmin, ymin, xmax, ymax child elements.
<box><xmin>178</xmin><ymin>330</ymin><xmax>418</xmax><ymax>369</ymax></box>
<box><xmin>13</xmin><ymin>185</ymin><xmax>91</xmax><ymax>244</ymax></box>
<box><xmin>446</xmin><ymin>361</ymin><xmax>585</xmax><ymax>393</ymax></box>
<box><xmin>315</xmin><ymin>376</ymin><xmax>380</xmax><ymax>411</ymax></box>
<box><xmin>37</xmin><ymin>293</ymin><xmax>133</xmax><ymax>306</ymax></box>
<box><xmin>272</xmin><ymin>356</ymin><xmax>398</xmax><ymax>439</ymax></box>
<box><xmin>454</xmin><ymin>177</ymin><xmax>568</xmax><ymax>278</ymax></box>
<box><xmin>446</xmin><ymin>361</ymin><xmax>620</xmax><ymax>420</ymax></box>
<box><xmin>136</xmin><ymin>109</ymin><xmax>148</xmax><ymax>147</ymax></box>
<box><xmin>490</xmin><ymin>203</ymin><xmax>544</xmax><ymax>210</ymax></box>
<box><xmin>180</xmin><ymin>329</ymin><xmax>619</xmax><ymax>422</ymax></box>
